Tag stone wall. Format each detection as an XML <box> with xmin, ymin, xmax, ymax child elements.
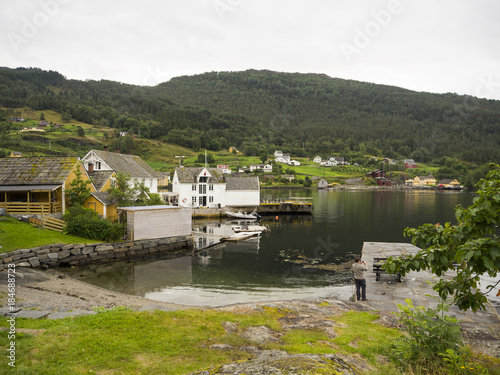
<box><xmin>0</xmin><ymin>235</ymin><xmax>193</xmax><ymax>270</ymax></box>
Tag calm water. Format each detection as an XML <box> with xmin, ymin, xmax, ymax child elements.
<box><xmin>60</xmin><ymin>189</ymin><xmax>475</xmax><ymax>306</ymax></box>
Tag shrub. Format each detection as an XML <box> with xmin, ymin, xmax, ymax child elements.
<box><xmin>63</xmin><ymin>206</ymin><xmax>124</xmax><ymax>242</ymax></box>
<box><xmin>390</xmin><ymin>299</ymin><xmax>464</xmax><ymax>374</ymax></box>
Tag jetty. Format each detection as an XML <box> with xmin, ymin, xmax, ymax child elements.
<box><xmin>361</xmin><ymin>242</ymin><xmax>500</xmax><ymax>355</ymax></box>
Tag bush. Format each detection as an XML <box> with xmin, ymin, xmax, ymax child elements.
<box><xmin>390</xmin><ymin>299</ymin><xmax>465</xmax><ymax>374</ymax></box>
<box><xmin>63</xmin><ymin>206</ymin><xmax>123</xmax><ymax>242</ymax></box>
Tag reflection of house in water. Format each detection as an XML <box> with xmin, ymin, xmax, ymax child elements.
<box><xmin>224</xmin><ymin>236</ymin><xmax>260</xmax><ymax>254</ymax></box>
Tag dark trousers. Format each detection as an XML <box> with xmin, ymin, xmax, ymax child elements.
<box><xmin>355</xmin><ymin>278</ymin><xmax>366</xmax><ymax>300</ymax></box>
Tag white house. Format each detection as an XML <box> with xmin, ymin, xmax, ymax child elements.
<box><xmin>263</xmin><ymin>164</ymin><xmax>273</xmax><ymax>172</ymax></box>
<box><xmin>217</xmin><ymin>164</ymin><xmax>232</xmax><ymax>174</ymax></box>
<box><xmin>82</xmin><ymin>150</ymin><xmax>160</xmax><ymax>193</ymax></box>
<box><xmin>172</xmin><ymin>167</ymin><xmax>260</xmax><ymax>208</ymax></box>
<box><xmin>275</xmin><ymin>157</ymin><xmax>287</xmax><ymax>163</ymax></box>
<box><xmin>225</xmin><ymin>176</ymin><xmax>260</xmax><ymax>207</ymax></box>
<box><xmin>282</xmin><ymin>153</ymin><xmax>291</xmax><ymax>161</ymax></box>
<box><xmin>172</xmin><ymin>167</ymin><xmax>226</xmax><ymax>208</ymax></box>
<box><xmin>274</xmin><ymin>150</ymin><xmax>283</xmax><ymax>157</ymax></box>
<box><xmin>313</xmin><ymin>156</ymin><xmax>322</xmax><ymax>163</ymax></box>
<box><xmin>288</xmin><ymin>160</ymin><xmax>301</xmax><ymax>166</ymax></box>
<box><xmin>320</xmin><ymin>160</ymin><xmax>334</xmax><ymax>167</ymax></box>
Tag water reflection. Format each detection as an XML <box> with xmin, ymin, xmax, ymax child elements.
<box><xmin>60</xmin><ymin>189</ymin><xmax>478</xmax><ymax>307</ymax></box>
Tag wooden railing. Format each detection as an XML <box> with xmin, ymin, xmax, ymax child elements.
<box><xmin>0</xmin><ymin>202</ymin><xmax>62</xmax><ymax>214</ymax></box>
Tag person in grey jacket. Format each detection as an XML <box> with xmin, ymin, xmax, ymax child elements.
<box><xmin>352</xmin><ymin>257</ymin><xmax>368</xmax><ymax>301</ymax></box>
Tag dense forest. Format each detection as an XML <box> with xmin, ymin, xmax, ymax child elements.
<box><xmin>1</xmin><ymin>67</ymin><xmax>499</xmax><ymax>164</ymax></box>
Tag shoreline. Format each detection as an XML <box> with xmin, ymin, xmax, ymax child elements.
<box><xmin>1</xmin><ymin>265</ymin><xmax>499</xmax><ymax>360</ymax></box>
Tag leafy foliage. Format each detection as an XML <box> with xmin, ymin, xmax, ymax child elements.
<box><xmin>385</xmin><ymin>164</ymin><xmax>500</xmax><ymax>312</ymax></box>
<box><xmin>390</xmin><ymin>300</ymin><xmax>464</xmax><ymax>374</ymax></box>
<box><xmin>63</xmin><ymin>206</ymin><xmax>123</xmax><ymax>241</ymax></box>
<box><xmin>66</xmin><ymin>167</ymin><xmax>92</xmax><ymax>206</ymax></box>
<box><xmin>107</xmin><ymin>171</ymin><xmax>165</xmax><ymax>207</ymax></box>
<box><xmin>1</xmin><ymin>67</ymin><xmax>499</xmax><ymax>165</ymax></box>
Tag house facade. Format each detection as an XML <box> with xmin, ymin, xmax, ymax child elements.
<box><xmin>437</xmin><ymin>179</ymin><xmax>462</xmax><ymax>189</ymax></box>
<box><xmin>82</xmin><ymin>150</ymin><xmax>160</xmax><ymax>194</ymax></box>
<box><xmin>0</xmin><ymin>157</ymin><xmax>90</xmax><ymax>217</ymax></box>
<box><xmin>225</xmin><ymin>176</ymin><xmax>260</xmax><ymax>207</ymax></box>
<box><xmin>250</xmin><ymin>164</ymin><xmax>272</xmax><ymax>172</ymax></box>
<box><xmin>406</xmin><ymin>175</ymin><xmax>436</xmax><ymax>187</ymax></box>
<box><xmin>172</xmin><ymin>167</ymin><xmax>260</xmax><ymax>208</ymax></box>
<box><xmin>313</xmin><ymin>156</ymin><xmax>322</xmax><ymax>163</ymax></box>
<box><xmin>172</xmin><ymin>167</ymin><xmax>226</xmax><ymax>208</ymax></box>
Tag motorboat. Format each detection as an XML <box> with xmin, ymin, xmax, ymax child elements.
<box><xmin>232</xmin><ymin>224</ymin><xmax>270</xmax><ymax>233</ymax></box>
<box><xmin>225</xmin><ymin>210</ymin><xmax>261</xmax><ymax>220</ymax></box>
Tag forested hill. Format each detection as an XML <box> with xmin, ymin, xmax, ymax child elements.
<box><xmin>1</xmin><ymin>67</ymin><xmax>499</xmax><ymax>164</ymax></box>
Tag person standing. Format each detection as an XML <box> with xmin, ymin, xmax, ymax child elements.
<box><xmin>352</xmin><ymin>257</ymin><xmax>368</xmax><ymax>301</ymax></box>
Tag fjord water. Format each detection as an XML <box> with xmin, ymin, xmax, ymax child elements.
<box><xmin>61</xmin><ymin>189</ymin><xmax>474</xmax><ymax>307</ymax></box>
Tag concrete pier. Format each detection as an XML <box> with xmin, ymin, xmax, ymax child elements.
<box><xmin>361</xmin><ymin>242</ymin><xmax>500</xmax><ymax>356</ymax></box>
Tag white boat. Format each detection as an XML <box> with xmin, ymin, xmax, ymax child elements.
<box><xmin>225</xmin><ymin>210</ymin><xmax>261</xmax><ymax>220</ymax></box>
<box><xmin>232</xmin><ymin>224</ymin><xmax>270</xmax><ymax>233</ymax></box>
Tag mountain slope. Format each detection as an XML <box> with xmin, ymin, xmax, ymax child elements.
<box><xmin>1</xmin><ymin>67</ymin><xmax>499</xmax><ymax>164</ymax></box>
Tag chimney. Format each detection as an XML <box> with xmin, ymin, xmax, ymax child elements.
<box><xmin>103</xmin><ymin>145</ymin><xmax>109</xmax><ymax>152</ymax></box>
<box><xmin>88</xmin><ymin>162</ymin><xmax>94</xmax><ymax>174</ymax></box>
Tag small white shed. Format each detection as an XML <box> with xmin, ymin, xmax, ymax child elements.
<box><xmin>118</xmin><ymin>205</ymin><xmax>192</xmax><ymax>241</ymax></box>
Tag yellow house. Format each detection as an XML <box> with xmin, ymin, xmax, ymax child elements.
<box><xmin>0</xmin><ymin>157</ymin><xmax>91</xmax><ymax>217</ymax></box>
<box><xmin>406</xmin><ymin>175</ymin><xmax>436</xmax><ymax>187</ymax></box>
<box><xmin>82</xmin><ymin>169</ymin><xmax>119</xmax><ymax>221</ymax></box>
<box><xmin>85</xmin><ymin>192</ymin><xmax>118</xmax><ymax>222</ymax></box>
<box><xmin>9</xmin><ymin>152</ymin><xmax>23</xmax><ymax>157</ymax></box>
<box><xmin>437</xmin><ymin>179</ymin><xmax>462</xmax><ymax>189</ymax></box>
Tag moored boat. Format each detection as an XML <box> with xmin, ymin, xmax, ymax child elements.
<box><xmin>225</xmin><ymin>210</ymin><xmax>261</xmax><ymax>220</ymax></box>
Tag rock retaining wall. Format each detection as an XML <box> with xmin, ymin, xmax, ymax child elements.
<box><xmin>0</xmin><ymin>235</ymin><xmax>193</xmax><ymax>269</ymax></box>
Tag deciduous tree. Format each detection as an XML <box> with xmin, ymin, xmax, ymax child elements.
<box><xmin>385</xmin><ymin>164</ymin><xmax>500</xmax><ymax>312</ymax></box>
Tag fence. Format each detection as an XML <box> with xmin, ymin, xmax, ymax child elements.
<box><xmin>0</xmin><ymin>202</ymin><xmax>62</xmax><ymax>214</ymax></box>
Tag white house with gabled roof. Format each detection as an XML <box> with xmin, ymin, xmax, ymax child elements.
<box><xmin>82</xmin><ymin>150</ymin><xmax>160</xmax><ymax>193</ymax></box>
<box><xmin>172</xmin><ymin>167</ymin><xmax>260</xmax><ymax>208</ymax></box>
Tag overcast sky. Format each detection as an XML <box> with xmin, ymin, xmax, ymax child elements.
<box><xmin>2</xmin><ymin>0</ymin><xmax>500</xmax><ymax>99</ymax></box>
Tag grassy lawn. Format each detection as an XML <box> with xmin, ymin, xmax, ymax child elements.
<box><xmin>0</xmin><ymin>306</ymin><xmax>403</xmax><ymax>375</ymax></box>
<box><xmin>0</xmin><ymin>216</ymin><xmax>97</xmax><ymax>253</ymax></box>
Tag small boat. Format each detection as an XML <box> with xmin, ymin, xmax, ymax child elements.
<box><xmin>225</xmin><ymin>210</ymin><xmax>261</xmax><ymax>220</ymax></box>
<box><xmin>232</xmin><ymin>224</ymin><xmax>270</xmax><ymax>233</ymax></box>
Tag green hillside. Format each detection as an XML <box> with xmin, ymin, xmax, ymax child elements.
<box><xmin>0</xmin><ymin>66</ymin><xmax>499</xmax><ymax>185</ymax></box>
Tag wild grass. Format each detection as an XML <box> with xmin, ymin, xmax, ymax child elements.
<box><xmin>0</xmin><ymin>216</ymin><xmax>97</xmax><ymax>253</ymax></box>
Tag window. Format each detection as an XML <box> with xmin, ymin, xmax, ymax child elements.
<box><xmin>96</xmin><ymin>161</ymin><xmax>101</xmax><ymax>170</ymax></box>
<box><xmin>199</xmin><ymin>176</ymin><xmax>208</xmax><ymax>183</ymax></box>
<box><xmin>192</xmin><ymin>196</ymin><xmax>197</xmax><ymax>205</ymax></box>
<box><xmin>192</xmin><ymin>184</ymin><xmax>196</xmax><ymax>191</ymax></box>
<box><xmin>110</xmin><ymin>178</ymin><xmax>116</xmax><ymax>188</ymax></box>
<box><xmin>199</xmin><ymin>185</ymin><xmax>206</xmax><ymax>194</ymax></box>
<box><xmin>209</xmin><ymin>196</ymin><xmax>214</xmax><ymax>203</ymax></box>
<box><xmin>209</xmin><ymin>184</ymin><xmax>214</xmax><ymax>191</ymax></box>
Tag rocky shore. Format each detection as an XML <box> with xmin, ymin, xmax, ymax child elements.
<box><xmin>1</xmin><ymin>266</ymin><xmax>499</xmax><ymax>374</ymax></box>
